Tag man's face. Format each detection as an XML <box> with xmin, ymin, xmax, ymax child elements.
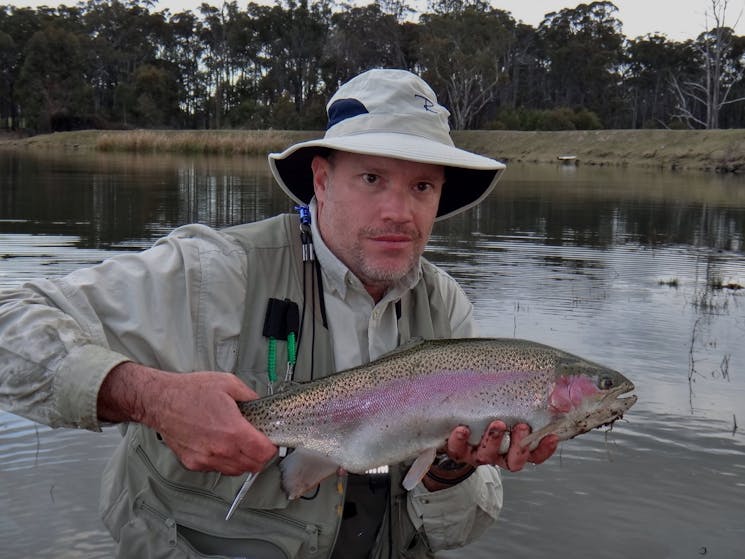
<box><xmin>312</xmin><ymin>151</ymin><xmax>444</xmax><ymax>300</ymax></box>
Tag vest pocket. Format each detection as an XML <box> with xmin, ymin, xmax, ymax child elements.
<box><xmin>134</xmin><ymin>438</ymin><xmax>294</xmax><ymax>510</ymax></box>
<box><xmin>133</xmin><ymin>484</ymin><xmax>318</xmax><ymax>559</ymax></box>
<box><xmin>131</xmin><ymin>438</ymin><xmax>327</xmax><ymax>558</ymax></box>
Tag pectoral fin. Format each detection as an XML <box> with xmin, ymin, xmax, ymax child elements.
<box><xmin>402</xmin><ymin>447</ymin><xmax>436</xmax><ymax>490</ymax></box>
<box><xmin>278</xmin><ymin>448</ymin><xmax>340</xmax><ymax>500</ymax></box>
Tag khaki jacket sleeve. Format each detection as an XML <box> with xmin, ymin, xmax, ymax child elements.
<box><xmin>0</xmin><ymin>224</ymin><xmax>247</xmax><ymax>431</ymax></box>
<box><xmin>407</xmin><ymin>466</ymin><xmax>503</xmax><ymax>552</ymax></box>
<box><xmin>0</xmin><ymin>280</ymin><xmax>131</xmax><ymax>431</ymax></box>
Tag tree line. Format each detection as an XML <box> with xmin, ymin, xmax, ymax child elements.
<box><xmin>2</xmin><ymin>0</ymin><xmax>744</xmax><ymax>133</ymax></box>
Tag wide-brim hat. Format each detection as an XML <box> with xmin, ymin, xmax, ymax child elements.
<box><xmin>268</xmin><ymin>69</ymin><xmax>505</xmax><ymax>221</ymax></box>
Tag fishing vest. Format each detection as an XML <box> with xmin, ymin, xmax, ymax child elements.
<box><xmin>99</xmin><ymin>213</ymin><xmax>453</xmax><ymax>559</ymax></box>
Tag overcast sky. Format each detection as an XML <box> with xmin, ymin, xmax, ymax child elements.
<box><xmin>9</xmin><ymin>0</ymin><xmax>745</xmax><ymax>41</ymax></box>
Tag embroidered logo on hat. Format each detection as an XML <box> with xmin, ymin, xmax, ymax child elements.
<box><xmin>414</xmin><ymin>94</ymin><xmax>437</xmax><ymax>113</ymax></box>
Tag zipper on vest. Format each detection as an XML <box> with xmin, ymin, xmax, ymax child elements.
<box><xmin>139</xmin><ymin>494</ymin><xmax>321</xmax><ymax>556</ymax></box>
<box><xmin>135</xmin><ymin>445</ymin><xmax>222</xmax><ymax>500</ymax></box>
<box><xmin>135</xmin><ymin>499</ymin><xmax>178</xmax><ymax>547</ymax></box>
<box><xmin>304</xmin><ymin>524</ymin><xmax>320</xmax><ymax>555</ymax></box>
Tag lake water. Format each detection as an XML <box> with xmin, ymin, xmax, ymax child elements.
<box><xmin>1</xmin><ymin>150</ymin><xmax>744</xmax><ymax>558</ymax></box>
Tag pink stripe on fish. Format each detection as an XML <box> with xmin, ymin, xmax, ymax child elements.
<box><xmin>317</xmin><ymin>368</ymin><xmax>542</xmax><ymax>424</ymax></box>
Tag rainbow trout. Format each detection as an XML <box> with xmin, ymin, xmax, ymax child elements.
<box><xmin>238</xmin><ymin>338</ymin><xmax>636</xmax><ymax>500</ymax></box>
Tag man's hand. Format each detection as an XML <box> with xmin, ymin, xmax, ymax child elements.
<box><xmin>444</xmin><ymin>420</ymin><xmax>558</xmax><ymax>472</ymax></box>
<box><xmin>98</xmin><ymin>362</ymin><xmax>277</xmax><ymax>476</ymax></box>
<box><xmin>422</xmin><ymin>421</ymin><xmax>559</xmax><ymax>492</ymax></box>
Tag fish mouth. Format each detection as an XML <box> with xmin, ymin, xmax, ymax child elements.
<box><xmin>601</xmin><ymin>380</ymin><xmax>637</xmax><ymax>413</ymax></box>
<box><xmin>521</xmin><ymin>379</ymin><xmax>637</xmax><ymax>450</ymax></box>
<box><xmin>587</xmin><ymin>379</ymin><xmax>637</xmax><ymax>434</ymax></box>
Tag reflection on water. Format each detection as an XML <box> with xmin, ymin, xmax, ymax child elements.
<box><xmin>0</xmin><ymin>413</ymin><xmax>120</xmax><ymax>558</ymax></box>
<box><xmin>0</xmin><ymin>150</ymin><xmax>293</xmax><ymax>248</ymax></box>
<box><xmin>1</xmin><ymin>151</ymin><xmax>744</xmax><ymax>558</ymax></box>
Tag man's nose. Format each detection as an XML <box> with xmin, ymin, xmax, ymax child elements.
<box><xmin>379</xmin><ymin>184</ymin><xmax>414</xmax><ymax>221</ymax></box>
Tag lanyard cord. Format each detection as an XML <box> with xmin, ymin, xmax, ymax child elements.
<box><xmin>314</xmin><ymin>259</ymin><xmax>329</xmax><ymax>329</ymax></box>
<box><xmin>309</xmin><ymin>260</ymin><xmax>316</xmax><ymax>382</ymax></box>
<box><xmin>294</xmin><ymin>205</ymin><xmax>328</xmax><ymax>382</ymax></box>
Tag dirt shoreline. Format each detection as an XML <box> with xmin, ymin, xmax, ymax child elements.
<box><xmin>3</xmin><ymin>129</ymin><xmax>745</xmax><ymax>173</ymax></box>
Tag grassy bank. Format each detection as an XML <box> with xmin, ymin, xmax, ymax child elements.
<box><xmin>455</xmin><ymin>129</ymin><xmax>745</xmax><ymax>173</ymax></box>
<box><xmin>0</xmin><ymin>129</ymin><xmax>319</xmax><ymax>156</ymax></box>
<box><xmin>4</xmin><ymin>128</ymin><xmax>745</xmax><ymax>172</ymax></box>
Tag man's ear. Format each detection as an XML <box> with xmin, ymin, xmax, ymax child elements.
<box><xmin>310</xmin><ymin>155</ymin><xmax>330</xmax><ymax>200</ymax></box>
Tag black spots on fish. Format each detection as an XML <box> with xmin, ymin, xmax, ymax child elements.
<box><xmin>572</xmin><ymin>410</ymin><xmax>598</xmax><ymax>435</ymax></box>
<box><xmin>247</xmin><ymin>338</ymin><xmax>626</xmax><ymax>443</ymax></box>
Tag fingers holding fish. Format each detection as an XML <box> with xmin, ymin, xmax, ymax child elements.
<box><xmin>136</xmin><ymin>369</ymin><xmax>278</xmax><ymax>475</ymax></box>
<box><xmin>439</xmin><ymin>421</ymin><xmax>510</xmax><ymax>467</ymax></box>
<box><xmin>440</xmin><ymin>421</ymin><xmax>560</xmax><ymax>473</ymax></box>
<box><xmin>162</xmin><ymin>415</ymin><xmax>277</xmax><ymax>475</ymax></box>
<box><xmin>526</xmin><ymin>433</ymin><xmax>559</xmax><ymax>465</ymax></box>
<box><xmin>444</xmin><ymin>424</ymin><xmax>471</xmax><ymax>459</ymax></box>
<box><xmin>499</xmin><ymin>424</ymin><xmax>532</xmax><ymax>471</ymax></box>
<box><xmin>484</xmin><ymin>423</ymin><xmax>559</xmax><ymax>471</ymax></box>
<box><xmin>476</xmin><ymin>420</ymin><xmax>510</xmax><ymax>464</ymax></box>
<box><xmin>470</xmin><ymin>421</ymin><xmax>526</xmax><ymax>471</ymax></box>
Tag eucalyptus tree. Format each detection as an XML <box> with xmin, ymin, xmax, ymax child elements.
<box><xmin>0</xmin><ymin>5</ymin><xmax>43</xmax><ymax>129</ymax></box>
<box><xmin>212</xmin><ymin>2</ymin><xmax>284</xmax><ymax>127</ymax></box>
<box><xmin>82</xmin><ymin>0</ymin><xmax>169</xmax><ymax>126</ymax></box>
<box><xmin>502</xmin><ymin>22</ymin><xmax>544</xmax><ymax>111</ymax></box>
<box><xmin>537</xmin><ymin>1</ymin><xmax>625</xmax><ymax>125</ymax></box>
<box><xmin>670</xmin><ymin>0</ymin><xmax>745</xmax><ymax>128</ymax></box>
<box><xmin>323</xmin><ymin>2</ymin><xmax>409</xmax><ymax>88</ymax></box>
<box><xmin>16</xmin><ymin>25</ymin><xmax>90</xmax><ymax>131</ymax></box>
<box><xmin>162</xmin><ymin>9</ymin><xmax>207</xmax><ymax>128</ymax></box>
<box><xmin>128</xmin><ymin>63</ymin><xmax>180</xmax><ymax>125</ymax></box>
<box><xmin>227</xmin><ymin>5</ymin><xmax>266</xmax><ymax>93</ymax></box>
<box><xmin>417</xmin><ymin>0</ymin><xmax>517</xmax><ymax>129</ymax></box>
<box><xmin>376</xmin><ymin>0</ymin><xmax>414</xmax><ymax>21</ymax></box>
<box><xmin>0</xmin><ymin>5</ymin><xmax>42</xmax><ymax>48</ymax></box>
<box><xmin>624</xmin><ymin>34</ymin><xmax>698</xmax><ymax>128</ymax></box>
<box><xmin>0</xmin><ymin>30</ymin><xmax>17</xmax><ymax>129</ymax></box>
<box><xmin>198</xmin><ymin>1</ymin><xmax>273</xmax><ymax>128</ymax></box>
<box><xmin>255</xmin><ymin>0</ymin><xmax>332</xmax><ymax>128</ymax></box>
<box><xmin>199</xmin><ymin>1</ymin><xmax>232</xmax><ymax>128</ymax></box>
<box><xmin>718</xmin><ymin>33</ymin><xmax>745</xmax><ymax>127</ymax></box>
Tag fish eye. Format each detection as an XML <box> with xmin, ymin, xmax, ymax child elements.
<box><xmin>598</xmin><ymin>375</ymin><xmax>615</xmax><ymax>390</ymax></box>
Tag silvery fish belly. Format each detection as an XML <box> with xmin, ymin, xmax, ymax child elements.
<box><xmin>238</xmin><ymin>338</ymin><xmax>637</xmax><ymax>499</ymax></box>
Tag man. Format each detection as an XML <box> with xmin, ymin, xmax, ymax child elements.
<box><xmin>0</xmin><ymin>69</ymin><xmax>556</xmax><ymax>558</ymax></box>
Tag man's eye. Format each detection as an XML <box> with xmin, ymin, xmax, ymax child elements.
<box><xmin>415</xmin><ymin>182</ymin><xmax>434</xmax><ymax>192</ymax></box>
<box><xmin>362</xmin><ymin>173</ymin><xmax>378</xmax><ymax>184</ymax></box>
